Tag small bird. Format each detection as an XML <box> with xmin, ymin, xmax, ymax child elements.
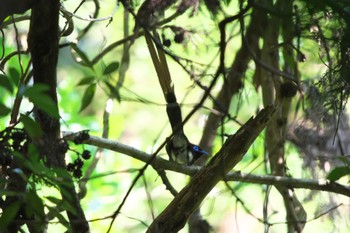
<box><xmin>166</xmin><ymin>134</ymin><xmax>208</xmax><ymax>165</ymax></box>
<box><xmin>142</xmin><ymin>22</ymin><xmax>208</xmax><ymax>165</ymax></box>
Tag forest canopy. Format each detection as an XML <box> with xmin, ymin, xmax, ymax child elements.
<box><xmin>0</xmin><ymin>0</ymin><xmax>350</xmax><ymax>232</ymax></box>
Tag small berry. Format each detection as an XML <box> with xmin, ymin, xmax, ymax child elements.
<box><xmin>74</xmin><ymin>158</ymin><xmax>84</xmax><ymax>168</ymax></box>
<box><xmin>81</xmin><ymin>150</ymin><xmax>91</xmax><ymax>160</ymax></box>
<box><xmin>66</xmin><ymin>163</ymin><xmax>75</xmax><ymax>172</ymax></box>
<box><xmin>74</xmin><ymin>130</ymin><xmax>90</xmax><ymax>144</ymax></box>
<box><xmin>163</xmin><ymin>39</ymin><xmax>171</xmax><ymax>47</ymax></box>
<box><xmin>73</xmin><ymin>169</ymin><xmax>82</xmax><ymax>178</ymax></box>
<box><xmin>80</xmin><ymin>130</ymin><xmax>90</xmax><ymax>140</ymax></box>
<box><xmin>174</xmin><ymin>33</ymin><xmax>184</xmax><ymax>44</ymax></box>
<box><xmin>11</xmin><ymin>130</ymin><xmax>26</xmax><ymax>142</ymax></box>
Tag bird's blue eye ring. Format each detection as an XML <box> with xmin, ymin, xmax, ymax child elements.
<box><xmin>193</xmin><ymin>145</ymin><xmax>200</xmax><ymax>151</ymax></box>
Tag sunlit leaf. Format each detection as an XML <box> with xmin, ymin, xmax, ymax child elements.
<box><xmin>76</xmin><ymin>76</ymin><xmax>96</xmax><ymax>86</ymax></box>
<box><xmin>70</xmin><ymin>43</ymin><xmax>94</xmax><ymax>69</ymax></box>
<box><xmin>103</xmin><ymin>62</ymin><xmax>120</xmax><ymax>75</ymax></box>
<box><xmin>327</xmin><ymin>166</ymin><xmax>350</xmax><ymax>181</ymax></box>
<box><xmin>20</xmin><ymin>114</ymin><xmax>42</xmax><ymax>139</ymax></box>
<box><xmin>79</xmin><ymin>83</ymin><xmax>96</xmax><ymax>112</ymax></box>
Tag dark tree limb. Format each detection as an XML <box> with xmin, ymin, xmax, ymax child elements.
<box><xmin>146</xmin><ymin>106</ymin><xmax>275</xmax><ymax>233</ymax></box>
<box><xmin>27</xmin><ymin>1</ymin><xmax>89</xmax><ymax>232</ymax></box>
<box><xmin>0</xmin><ymin>0</ymin><xmax>38</xmax><ymax>25</ymax></box>
<box><xmin>259</xmin><ymin>1</ymin><xmax>306</xmax><ymax>232</ymax></box>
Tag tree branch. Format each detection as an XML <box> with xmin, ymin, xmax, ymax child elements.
<box><xmin>145</xmin><ymin>106</ymin><xmax>273</xmax><ymax>232</ymax></box>
<box><xmin>28</xmin><ymin>1</ymin><xmax>89</xmax><ymax>231</ymax></box>
<box><xmin>63</xmin><ymin>124</ymin><xmax>350</xmax><ymax>199</ymax></box>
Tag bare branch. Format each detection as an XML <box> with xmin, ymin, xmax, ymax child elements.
<box><xmin>62</xmin><ymin>128</ymin><xmax>350</xmax><ymax>198</ymax></box>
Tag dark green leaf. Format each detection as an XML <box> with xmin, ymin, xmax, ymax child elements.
<box><xmin>20</xmin><ymin>114</ymin><xmax>42</xmax><ymax>139</ymax></box>
<box><xmin>46</xmin><ymin>196</ymin><xmax>63</xmax><ymax>205</ymax></box>
<box><xmin>77</xmin><ymin>76</ymin><xmax>96</xmax><ymax>86</ymax></box>
<box><xmin>8</xmin><ymin>67</ymin><xmax>20</xmax><ymax>85</ymax></box>
<box><xmin>26</xmin><ymin>189</ymin><xmax>45</xmax><ymax>218</ymax></box>
<box><xmin>46</xmin><ymin>196</ymin><xmax>77</xmax><ymax>215</ymax></box>
<box><xmin>71</xmin><ymin>43</ymin><xmax>94</xmax><ymax>69</ymax></box>
<box><xmin>24</xmin><ymin>84</ymin><xmax>59</xmax><ymax>119</ymax></box>
<box><xmin>47</xmin><ymin>206</ymin><xmax>70</xmax><ymax>228</ymax></box>
<box><xmin>327</xmin><ymin>166</ymin><xmax>350</xmax><ymax>181</ymax></box>
<box><xmin>12</xmin><ymin>150</ymin><xmax>35</xmax><ymax>172</ymax></box>
<box><xmin>52</xmin><ymin>167</ymin><xmax>73</xmax><ymax>180</ymax></box>
<box><xmin>104</xmin><ymin>81</ymin><xmax>121</xmax><ymax>102</ymax></box>
<box><xmin>223</xmin><ymin>0</ymin><xmax>231</xmax><ymax>6</ymax></box>
<box><xmin>103</xmin><ymin>62</ymin><xmax>119</xmax><ymax>75</ymax></box>
<box><xmin>0</xmin><ymin>103</ymin><xmax>11</xmax><ymax>117</ymax></box>
<box><xmin>23</xmin><ymin>83</ymin><xmax>50</xmax><ymax>95</ymax></box>
<box><xmin>0</xmin><ymin>74</ymin><xmax>14</xmax><ymax>93</ymax></box>
<box><xmin>79</xmin><ymin>83</ymin><xmax>96</xmax><ymax>112</ymax></box>
<box><xmin>29</xmin><ymin>94</ymin><xmax>59</xmax><ymax>118</ymax></box>
<box><xmin>0</xmin><ymin>201</ymin><xmax>20</xmax><ymax>230</ymax></box>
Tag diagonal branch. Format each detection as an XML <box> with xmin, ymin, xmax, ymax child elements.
<box><xmin>145</xmin><ymin>106</ymin><xmax>275</xmax><ymax>232</ymax></box>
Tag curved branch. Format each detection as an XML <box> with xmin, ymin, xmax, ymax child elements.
<box><xmin>62</xmin><ymin>131</ymin><xmax>350</xmax><ymax>198</ymax></box>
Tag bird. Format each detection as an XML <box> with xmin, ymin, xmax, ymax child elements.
<box><xmin>166</xmin><ymin>134</ymin><xmax>208</xmax><ymax>165</ymax></box>
<box><xmin>143</xmin><ymin>26</ymin><xmax>208</xmax><ymax>165</ymax></box>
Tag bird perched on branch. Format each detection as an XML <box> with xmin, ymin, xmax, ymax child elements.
<box><xmin>164</xmin><ymin>93</ymin><xmax>208</xmax><ymax>165</ymax></box>
<box><xmin>142</xmin><ymin>21</ymin><xmax>208</xmax><ymax>165</ymax></box>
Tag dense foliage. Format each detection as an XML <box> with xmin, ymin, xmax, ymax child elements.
<box><xmin>0</xmin><ymin>0</ymin><xmax>350</xmax><ymax>232</ymax></box>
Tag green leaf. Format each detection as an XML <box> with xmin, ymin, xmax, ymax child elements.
<box><xmin>0</xmin><ymin>103</ymin><xmax>11</xmax><ymax>117</ymax></box>
<box><xmin>223</xmin><ymin>0</ymin><xmax>231</xmax><ymax>6</ymax></box>
<box><xmin>76</xmin><ymin>76</ymin><xmax>96</xmax><ymax>86</ymax></box>
<box><xmin>104</xmin><ymin>81</ymin><xmax>121</xmax><ymax>102</ymax></box>
<box><xmin>327</xmin><ymin>166</ymin><xmax>350</xmax><ymax>181</ymax></box>
<box><xmin>30</xmin><ymin>94</ymin><xmax>59</xmax><ymax>118</ymax></box>
<box><xmin>103</xmin><ymin>62</ymin><xmax>119</xmax><ymax>75</ymax></box>
<box><xmin>24</xmin><ymin>84</ymin><xmax>59</xmax><ymax>119</ymax></box>
<box><xmin>79</xmin><ymin>83</ymin><xmax>96</xmax><ymax>112</ymax></box>
<box><xmin>25</xmin><ymin>189</ymin><xmax>45</xmax><ymax>218</ymax></box>
<box><xmin>46</xmin><ymin>196</ymin><xmax>77</xmax><ymax>215</ymax></box>
<box><xmin>0</xmin><ymin>74</ymin><xmax>14</xmax><ymax>93</ymax></box>
<box><xmin>47</xmin><ymin>206</ymin><xmax>70</xmax><ymax>228</ymax></box>
<box><xmin>23</xmin><ymin>83</ymin><xmax>50</xmax><ymax>95</ymax></box>
<box><xmin>0</xmin><ymin>201</ymin><xmax>21</xmax><ymax>230</ymax></box>
<box><xmin>52</xmin><ymin>167</ymin><xmax>73</xmax><ymax>180</ymax></box>
<box><xmin>70</xmin><ymin>43</ymin><xmax>94</xmax><ymax>69</ymax></box>
<box><xmin>20</xmin><ymin>114</ymin><xmax>42</xmax><ymax>139</ymax></box>
<box><xmin>8</xmin><ymin>67</ymin><xmax>20</xmax><ymax>85</ymax></box>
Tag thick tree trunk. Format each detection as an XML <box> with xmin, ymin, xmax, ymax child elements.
<box><xmin>27</xmin><ymin>1</ymin><xmax>90</xmax><ymax>232</ymax></box>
